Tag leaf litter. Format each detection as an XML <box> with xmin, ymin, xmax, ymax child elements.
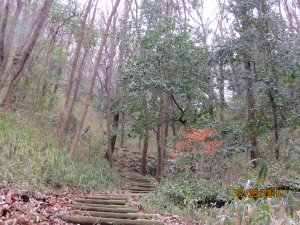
<box><xmin>1</xmin><ymin>177</ymin><xmax>194</xmax><ymax>224</ymax></box>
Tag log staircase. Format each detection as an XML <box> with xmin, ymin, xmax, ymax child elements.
<box><xmin>55</xmin><ymin>173</ymin><xmax>164</xmax><ymax>225</ymax></box>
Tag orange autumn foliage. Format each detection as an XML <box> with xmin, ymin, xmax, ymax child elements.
<box><xmin>166</xmin><ymin>126</ymin><xmax>224</xmax><ymax>165</ymax></box>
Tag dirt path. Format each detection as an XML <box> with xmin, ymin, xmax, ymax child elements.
<box><xmin>55</xmin><ymin>173</ymin><xmax>164</xmax><ymax>224</ymax></box>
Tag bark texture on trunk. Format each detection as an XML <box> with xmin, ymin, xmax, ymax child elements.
<box><xmin>69</xmin><ymin>0</ymin><xmax>121</xmax><ymax>159</ymax></box>
<box><xmin>160</xmin><ymin>91</ymin><xmax>166</xmax><ymax>159</ymax></box>
<box><xmin>138</xmin><ymin>130</ymin><xmax>143</xmax><ymax>150</ymax></box>
<box><xmin>171</xmin><ymin>125</ymin><xmax>176</xmax><ymax>136</ymax></box>
<box><xmin>155</xmin><ymin>126</ymin><xmax>162</xmax><ymax>182</ymax></box>
<box><xmin>141</xmin><ymin>129</ymin><xmax>149</xmax><ymax>176</ymax></box>
<box><xmin>245</xmin><ymin>58</ymin><xmax>259</xmax><ymax>167</ymax></box>
<box><xmin>105</xmin><ymin>15</ymin><xmax>117</xmax><ymax>168</ymax></box>
<box><xmin>268</xmin><ymin>90</ymin><xmax>279</xmax><ymax>159</ymax></box>
<box><xmin>105</xmin><ymin>113</ymin><xmax>119</xmax><ymax>159</ymax></box>
<box><xmin>120</xmin><ymin>112</ymin><xmax>125</xmax><ymax>147</ymax></box>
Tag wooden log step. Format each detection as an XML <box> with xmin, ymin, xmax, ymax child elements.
<box><xmin>55</xmin><ymin>214</ymin><xmax>165</xmax><ymax>225</ymax></box>
<box><xmin>74</xmin><ymin>199</ymin><xmax>126</xmax><ymax>205</ymax></box>
<box><xmin>69</xmin><ymin>205</ymin><xmax>138</xmax><ymax>213</ymax></box>
<box><xmin>122</xmin><ymin>187</ymin><xmax>154</xmax><ymax>191</ymax></box>
<box><xmin>126</xmin><ymin>176</ymin><xmax>150</xmax><ymax>180</ymax></box>
<box><xmin>132</xmin><ymin>184</ymin><xmax>155</xmax><ymax>188</ymax></box>
<box><xmin>71</xmin><ymin>203</ymin><xmax>128</xmax><ymax>208</ymax></box>
<box><xmin>80</xmin><ymin>196</ymin><xmax>129</xmax><ymax>200</ymax></box>
<box><xmin>131</xmin><ymin>181</ymin><xmax>154</xmax><ymax>185</ymax></box>
<box><xmin>131</xmin><ymin>182</ymin><xmax>153</xmax><ymax>185</ymax></box>
<box><xmin>123</xmin><ymin>173</ymin><xmax>149</xmax><ymax>177</ymax></box>
<box><xmin>125</xmin><ymin>176</ymin><xmax>150</xmax><ymax>180</ymax></box>
<box><xmin>128</xmin><ymin>179</ymin><xmax>152</xmax><ymax>183</ymax></box>
<box><xmin>132</xmin><ymin>181</ymin><xmax>153</xmax><ymax>184</ymax></box>
<box><xmin>124</xmin><ymin>174</ymin><xmax>150</xmax><ymax>180</ymax></box>
<box><xmin>129</xmin><ymin>191</ymin><xmax>153</xmax><ymax>193</ymax></box>
<box><xmin>102</xmin><ymin>193</ymin><xmax>149</xmax><ymax>196</ymax></box>
<box><xmin>127</xmin><ymin>191</ymin><xmax>152</xmax><ymax>194</ymax></box>
<box><xmin>75</xmin><ymin>210</ymin><xmax>152</xmax><ymax>219</ymax></box>
<box><xmin>124</xmin><ymin>175</ymin><xmax>150</xmax><ymax>179</ymax></box>
<box><xmin>122</xmin><ymin>186</ymin><xmax>154</xmax><ymax>189</ymax></box>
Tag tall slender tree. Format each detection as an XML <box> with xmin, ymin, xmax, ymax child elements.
<box><xmin>58</xmin><ymin>0</ymin><xmax>93</xmax><ymax>149</ymax></box>
<box><xmin>69</xmin><ymin>0</ymin><xmax>121</xmax><ymax>164</ymax></box>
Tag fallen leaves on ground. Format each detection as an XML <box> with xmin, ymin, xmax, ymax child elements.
<box><xmin>0</xmin><ymin>181</ymin><xmax>85</xmax><ymax>224</ymax></box>
<box><xmin>1</xmin><ymin>174</ymin><xmax>195</xmax><ymax>225</ymax></box>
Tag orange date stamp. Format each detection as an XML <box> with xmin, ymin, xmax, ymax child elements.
<box><xmin>236</xmin><ymin>189</ymin><xmax>281</xmax><ymax>198</ymax></box>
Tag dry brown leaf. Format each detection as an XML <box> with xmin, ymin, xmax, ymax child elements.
<box><xmin>16</xmin><ymin>215</ymin><xmax>26</xmax><ymax>224</ymax></box>
<box><xmin>5</xmin><ymin>191</ymin><xmax>12</xmax><ymax>204</ymax></box>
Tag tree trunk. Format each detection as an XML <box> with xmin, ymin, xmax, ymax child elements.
<box><xmin>138</xmin><ymin>130</ymin><xmax>143</xmax><ymax>150</ymax></box>
<box><xmin>155</xmin><ymin>126</ymin><xmax>162</xmax><ymax>182</ymax></box>
<box><xmin>171</xmin><ymin>124</ymin><xmax>176</xmax><ymax>136</ymax></box>
<box><xmin>105</xmin><ymin>15</ymin><xmax>117</xmax><ymax>168</ymax></box>
<box><xmin>120</xmin><ymin>112</ymin><xmax>125</xmax><ymax>147</ymax></box>
<box><xmin>0</xmin><ymin>0</ymin><xmax>54</xmax><ymax>110</ymax></box>
<box><xmin>0</xmin><ymin>0</ymin><xmax>22</xmax><ymax>78</ymax></box>
<box><xmin>69</xmin><ymin>0</ymin><xmax>121</xmax><ymax>159</ymax></box>
<box><xmin>268</xmin><ymin>90</ymin><xmax>279</xmax><ymax>159</ymax></box>
<box><xmin>0</xmin><ymin>0</ymin><xmax>10</xmax><ymax>78</ymax></box>
<box><xmin>245</xmin><ymin>58</ymin><xmax>259</xmax><ymax>167</ymax></box>
<box><xmin>105</xmin><ymin>113</ymin><xmax>119</xmax><ymax>159</ymax></box>
<box><xmin>141</xmin><ymin>129</ymin><xmax>149</xmax><ymax>176</ymax></box>
<box><xmin>219</xmin><ymin>66</ymin><xmax>225</xmax><ymax>123</ymax></box>
<box><xmin>0</xmin><ymin>0</ymin><xmax>5</xmax><ymax>20</ymax></box>
<box><xmin>160</xmin><ymin>91</ymin><xmax>166</xmax><ymax>159</ymax></box>
<box><xmin>283</xmin><ymin>0</ymin><xmax>295</xmax><ymax>31</ymax></box>
<box><xmin>58</xmin><ymin>0</ymin><xmax>92</xmax><ymax>149</ymax></box>
<box><xmin>165</xmin><ymin>123</ymin><xmax>169</xmax><ymax>139</ymax></box>
<box><xmin>0</xmin><ymin>2</ymin><xmax>38</xmax><ymax>91</ymax></box>
<box><xmin>104</xmin><ymin>0</ymin><xmax>129</xmax><ymax>157</ymax></box>
<box><xmin>65</xmin><ymin>0</ymin><xmax>98</xmax><ymax>133</ymax></box>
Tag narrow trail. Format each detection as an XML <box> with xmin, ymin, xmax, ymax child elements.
<box><xmin>55</xmin><ymin>173</ymin><xmax>164</xmax><ymax>225</ymax></box>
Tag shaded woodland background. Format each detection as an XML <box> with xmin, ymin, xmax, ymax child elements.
<box><xmin>0</xmin><ymin>0</ymin><xmax>300</xmax><ymax>223</ymax></box>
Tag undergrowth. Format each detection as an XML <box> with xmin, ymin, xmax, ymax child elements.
<box><xmin>0</xmin><ymin>112</ymin><xmax>122</xmax><ymax>192</ymax></box>
<box><xmin>140</xmin><ymin>141</ymin><xmax>300</xmax><ymax>224</ymax></box>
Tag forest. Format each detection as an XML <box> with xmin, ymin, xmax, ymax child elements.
<box><xmin>0</xmin><ymin>0</ymin><xmax>299</xmax><ymax>224</ymax></box>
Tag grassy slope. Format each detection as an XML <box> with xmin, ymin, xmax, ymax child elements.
<box><xmin>0</xmin><ymin>110</ymin><xmax>122</xmax><ymax>192</ymax></box>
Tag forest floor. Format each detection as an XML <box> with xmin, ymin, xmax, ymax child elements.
<box><xmin>0</xmin><ymin>175</ymin><xmax>191</xmax><ymax>224</ymax></box>
<box><xmin>0</xmin><ymin>151</ymin><xmax>193</xmax><ymax>225</ymax></box>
